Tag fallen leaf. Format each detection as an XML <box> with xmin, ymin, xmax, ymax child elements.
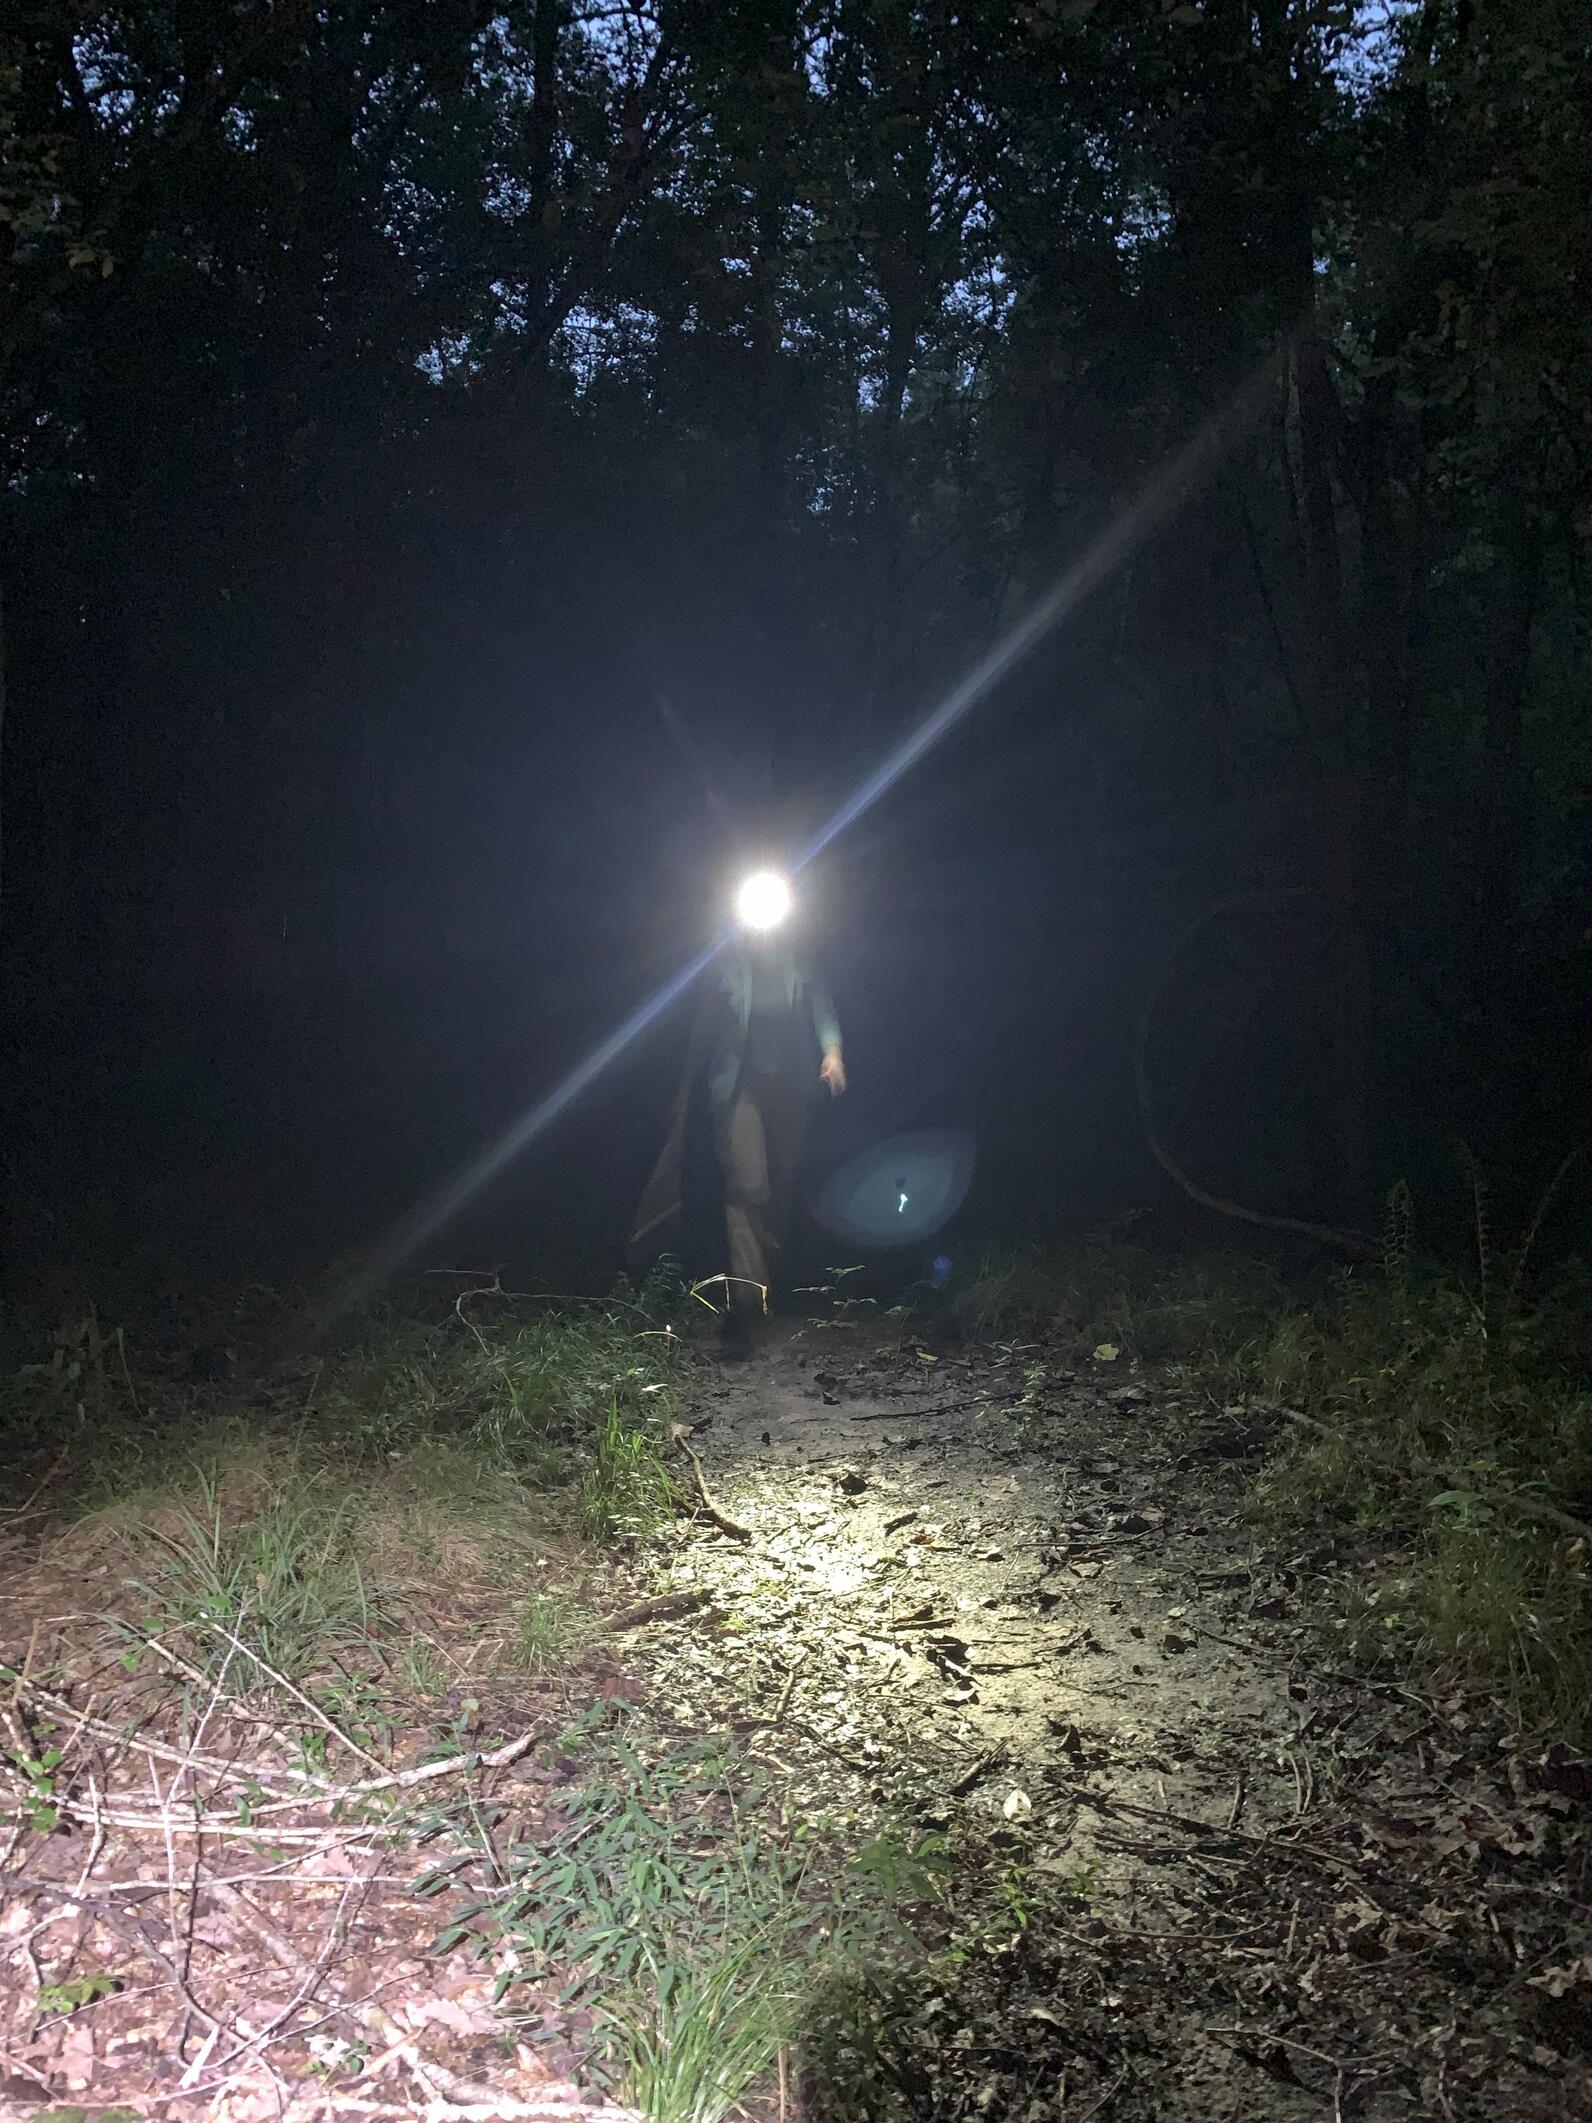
<box><xmin>1093</xmin><ymin>1343</ymin><xmax>1120</xmax><ymax>1362</ymax></box>
<box><xmin>1529</xmin><ymin>1958</ymin><xmax>1592</xmax><ymax>1998</ymax></box>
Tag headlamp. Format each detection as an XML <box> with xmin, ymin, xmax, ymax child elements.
<box><xmin>735</xmin><ymin>870</ymin><xmax>793</xmax><ymax>932</ymax></box>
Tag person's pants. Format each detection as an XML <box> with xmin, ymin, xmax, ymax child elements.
<box><xmin>717</xmin><ymin>1072</ymin><xmax>809</xmax><ymax>1316</ymax></box>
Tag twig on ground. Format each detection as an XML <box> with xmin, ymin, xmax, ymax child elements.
<box><xmin>949</xmin><ymin>1745</ymin><xmax>1009</xmax><ymax>1797</ymax></box>
<box><xmin>5</xmin><ymin>1675</ymin><xmax>304</xmax><ymax>1791</ymax></box>
<box><xmin>673</xmin><ymin>1434</ymin><xmax>752</xmax><ymax>1542</ymax></box>
<box><xmin>176</xmin><ymin>1619</ymin><xmax>245</xmax><ymax>1793</ymax></box>
<box><xmin>1226</xmin><ymin>1769</ymin><xmax>1247</xmax><ymax>1831</ymax></box>
<box><xmin>743</xmin><ymin>1657</ymin><xmax>804</xmax><ymax>1732</ymax></box>
<box><xmin>0</xmin><ymin>1872</ymin><xmax>229</xmax><ymax>2035</ymax></box>
<box><xmin>277</xmin><ymin>2097</ymin><xmax>645</xmax><ymax>2121</ymax></box>
<box><xmin>0</xmin><ymin>1445</ymin><xmax>73</xmax><ymax>1525</ymax></box>
<box><xmin>197</xmin><ymin>1622</ymin><xmax>388</xmax><ymax>1772</ymax></box>
<box><xmin>204</xmin><ymin>1875</ymin><xmax>366</xmax><ymax>2082</ymax></box>
<box><xmin>770</xmin><ymin>1662</ymin><xmax>799</xmax><ymax>1729</ymax></box>
<box><xmin>595</xmin><ymin>1590</ymin><xmax>713</xmax><ymax>1634</ymax></box>
<box><xmin>1066</xmin><ymin>1922</ymin><xmax>1268</xmax><ymax>1950</ymax></box>
<box><xmin>1205</xmin><ymin>2026</ymin><xmax>1374</xmax><ymax>2120</ymax></box>
<box><xmin>149</xmin><ymin>1754</ymin><xmax>189</xmax><ymax>1985</ymax></box>
<box><xmin>71</xmin><ymin>1770</ymin><xmax>107</xmax><ymax>1897</ymax></box>
<box><xmin>16</xmin><ymin>1722</ymin><xmax>542</xmax><ymax>1838</ymax></box>
<box><xmin>247</xmin><ymin>1725</ymin><xmax>541</xmax><ymax>1814</ymax></box>
<box><xmin>17</xmin><ymin>1796</ymin><xmax>388</xmax><ymax>1842</ymax></box>
<box><xmin>1073</xmin><ymin>2066</ymin><xmax>1130</xmax><ymax>2121</ymax></box>
<box><xmin>850</xmin><ymin>1390</ymin><xmax>1024</xmax><ymax>1424</ymax></box>
<box><xmin>1060</xmin><ymin>1780</ymin><xmax>1362</xmax><ymax>1876</ymax></box>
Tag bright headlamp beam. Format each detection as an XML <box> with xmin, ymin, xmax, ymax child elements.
<box><xmin>337</xmin><ymin>375</ymin><xmax>1265</xmax><ymax>1314</ymax></box>
<box><xmin>735</xmin><ymin>870</ymin><xmax>793</xmax><ymax>931</ymax></box>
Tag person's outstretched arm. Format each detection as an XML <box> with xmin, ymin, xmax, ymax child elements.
<box><xmin>809</xmin><ymin>974</ymin><xmax>846</xmax><ymax>1096</ymax></box>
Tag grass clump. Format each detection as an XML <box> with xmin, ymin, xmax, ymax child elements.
<box><xmin>957</xmin><ymin>1238</ymin><xmax>1284</xmax><ymax>1377</ymax></box>
<box><xmin>1244</xmin><ymin>1259</ymin><xmax>1592</xmax><ymax>1735</ymax></box>
<box><xmin>4</xmin><ymin>1270</ymin><xmax>691</xmax><ymax>1693</ymax></box>
<box><xmin>424</xmin><ymin>1710</ymin><xmax>947</xmax><ymax>2123</ymax></box>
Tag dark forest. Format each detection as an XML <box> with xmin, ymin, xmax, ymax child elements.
<box><xmin>2</xmin><ymin>6</ymin><xmax>1591</xmax><ymax>2119</ymax></box>
<box><xmin>6</xmin><ymin>0</ymin><xmax>1590</xmax><ymax>1289</ymax></box>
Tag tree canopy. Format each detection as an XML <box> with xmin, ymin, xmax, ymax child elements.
<box><xmin>3</xmin><ymin>0</ymin><xmax>1589</xmax><ymax>1273</ymax></box>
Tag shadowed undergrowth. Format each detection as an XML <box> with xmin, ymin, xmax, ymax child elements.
<box><xmin>958</xmin><ymin>1229</ymin><xmax>1592</xmax><ymax>1742</ymax></box>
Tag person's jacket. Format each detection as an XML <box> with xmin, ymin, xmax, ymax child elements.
<box><xmin>706</xmin><ymin>947</ymin><xmax>841</xmax><ymax>1109</ymax></box>
<box><xmin>628</xmin><ymin>945</ymin><xmax>841</xmax><ymax>1260</ymax></box>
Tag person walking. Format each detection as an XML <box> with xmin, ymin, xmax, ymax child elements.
<box><xmin>629</xmin><ymin>871</ymin><xmax>845</xmax><ymax>1350</ymax></box>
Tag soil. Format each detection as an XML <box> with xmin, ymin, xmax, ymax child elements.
<box><xmin>2</xmin><ymin>1315</ymin><xmax>1588</xmax><ymax>2123</ymax></box>
<box><xmin>631</xmin><ymin>1317</ymin><xmax>1592</xmax><ymax>2122</ymax></box>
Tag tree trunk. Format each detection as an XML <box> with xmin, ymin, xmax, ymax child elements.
<box><xmin>1479</xmin><ymin>523</ymin><xmax>1538</xmax><ymax>950</ymax></box>
<box><xmin>1295</xmin><ymin>328</ymin><xmax>1375</xmax><ymax>1221</ymax></box>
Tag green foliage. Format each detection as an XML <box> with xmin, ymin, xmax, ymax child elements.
<box><xmin>5</xmin><ymin>1740</ymin><xmax>64</xmax><ymax>1832</ymax></box>
<box><xmin>33</xmin><ymin>1973</ymin><xmax>122</xmax><ymax>2020</ymax></box>
<box><xmin>613</xmin><ymin>1931</ymin><xmax>803</xmax><ymax>2123</ymax></box>
<box><xmin>420</xmin><ymin>1711</ymin><xmax>941</xmax><ymax>2121</ymax></box>
<box><xmin>577</xmin><ymin>1392</ymin><xmax>677</xmax><ymax>1544</ymax></box>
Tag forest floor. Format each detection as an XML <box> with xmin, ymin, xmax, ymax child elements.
<box><xmin>1</xmin><ymin>1304</ymin><xmax>1589</xmax><ymax>2123</ymax></box>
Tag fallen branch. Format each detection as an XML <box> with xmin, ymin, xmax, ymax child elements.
<box><xmin>246</xmin><ymin>1727</ymin><xmax>541</xmax><ymax>1816</ymax></box>
<box><xmin>1073</xmin><ymin>2067</ymin><xmax>1130</xmax><ymax>2123</ymax></box>
<box><xmin>3</xmin><ymin>1678</ymin><xmax>307</xmax><ymax>1793</ymax></box>
<box><xmin>1134</xmin><ymin>894</ymin><xmax>1379</xmax><ymax>1258</ymax></box>
<box><xmin>594</xmin><ymin>1590</ymin><xmax>713</xmax><ymax>1635</ymax></box>
<box><xmin>198</xmin><ymin>1623</ymin><xmax>387</xmax><ymax>1771</ymax></box>
<box><xmin>1057</xmin><ymin>1781</ymin><xmax>1362</xmax><ymax>1877</ymax></box>
<box><xmin>949</xmin><ymin>1745</ymin><xmax>1009</xmax><ymax>1798</ymax></box>
<box><xmin>672</xmin><ymin>1434</ymin><xmax>752</xmax><ymax>1542</ymax></box>
<box><xmin>0</xmin><ymin>1719</ymin><xmax>541</xmax><ymax>1837</ymax></box>
<box><xmin>286</xmin><ymin>2097</ymin><xmax>645</xmax><ymax>2121</ymax></box>
<box><xmin>850</xmin><ymin>1390</ymin><xmax>1024</xmax><ymax>1424</ymax></box>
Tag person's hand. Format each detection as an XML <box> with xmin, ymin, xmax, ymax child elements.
<box><xmin>820</xmin><ymin>1047</ymin><xmax>847</xmax><ymax>1097</ymax></box>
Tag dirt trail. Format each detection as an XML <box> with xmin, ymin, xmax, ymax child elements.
<box><xmin>632</xmin><ymin>1318</ymin><xmax>1592</xmax><ymax>2122</ymax></box>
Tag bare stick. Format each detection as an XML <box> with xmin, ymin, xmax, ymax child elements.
<box><xmin>1074</xmin><ymin>2068</ymin><xmax>1130</xmax><ymax>2121</ymax></box>
<box><xmin>6</xmin><ymin>1676</ymin><xmax>309</xmax><ymax>1791</ymax></box>
<box><xmin>246</xmin><ymin>1725</ymin><xmax>541</xmax><ymax>1814</ymax></box>
<box><xmin>198</xmin><ymin>1622</ymin><xmax>387</xmax><ymax>1771</ymax></box>
<box><xmin>674</xmin><ymin>1435</ymin><xmax>752</xmax><ymax>1542</ymax></box>
<box><xmin>595</xmin><ymin>1590</ymin><xmax>713</xmax><ymax>1634</ymax></box>
<box><xmin>850</xmin><ymin>1390</ymin><xmax>1023</xmax><ymax>1423</ymax></box>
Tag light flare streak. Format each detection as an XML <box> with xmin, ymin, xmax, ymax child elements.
<box><xmin>341</xmin><ymin>375</ymin><xmax>1265</xmax><ymax>1307</ymax></box>
<box><xmin>797</xmin><ymin>385</ymin><xmax>1258</xmax><ymax>866</ymax></box>
<box><xmin>329</xmin><ymin>941</ymin><xmax>719</xmax><ymax>1316</ymax></box>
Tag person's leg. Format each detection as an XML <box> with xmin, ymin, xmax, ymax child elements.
<box><xmin>718</xmin><ymin>1087</ymin><xmax>772</xmax><ymax>1321</ymax></box>
<box><xmin>759</xmin><ymin>1075</ymin><xmax>810</xmax><ymax>1301</ymax></box>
